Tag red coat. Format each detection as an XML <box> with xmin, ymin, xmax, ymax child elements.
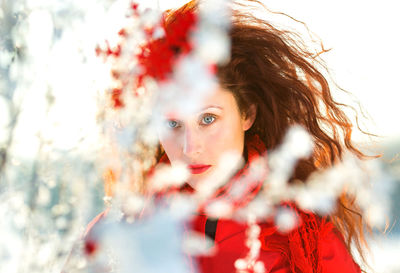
<box><xmin>189</xmin><ymin>212</ymin><xmax>361</xmax><ymax>273</ymax></box>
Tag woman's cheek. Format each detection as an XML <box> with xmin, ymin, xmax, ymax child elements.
<box><xmin>159</xmin><ymin>134</ymin><xmax>181</xmax><ymax>161</ymax></box>
<box><xmin>204</xmin><ymin>123</ymin><xmax>229</xmax><ymax>151</ymax></box>
<box><xmin>214</xmin><ymin>117</ymin><xmax>245</xmax><ymax>155</ymax></box>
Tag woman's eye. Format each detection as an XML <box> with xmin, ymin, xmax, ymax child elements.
<box><xmin>167</xmin><ymin>120</ymin><xmax>179</xmax><ymax>128</ymax></box>
<box><xmin>201</xmin><ymin>115</ymin><xmax>216</xmax><ymax>125</ymax></box>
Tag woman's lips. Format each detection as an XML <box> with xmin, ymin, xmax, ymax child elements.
<box><xmin>188</xmin><ymin>164</ymin><xmax>211</xmax><ymax>174</ymax></box>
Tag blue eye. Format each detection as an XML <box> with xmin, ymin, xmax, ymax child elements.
<box><xmin>201</xmin><ymin>115</ymin><xmax>215</xmax><ymax>125</ymax></box>
<box><xmin>167</xmin><ymin>120</ymin><xmax>179</xmax><ymax>128</ymax></box>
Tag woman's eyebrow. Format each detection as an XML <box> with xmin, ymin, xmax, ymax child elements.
<box><xmin>201</xmin><ymin>105</ymin><xmax>223</xmax><ymax>111</ymax></box>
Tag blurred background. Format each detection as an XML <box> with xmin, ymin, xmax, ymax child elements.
<box><xmin>1</xmin><ymin>0</ymin><xmax>399</xmax><ymax>272</ymax></box>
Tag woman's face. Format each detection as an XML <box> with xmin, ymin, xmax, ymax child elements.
<box><xmin>158</xmin><ymin>86</ymin><xmax>255</xmax><ymax>187</ymax></box>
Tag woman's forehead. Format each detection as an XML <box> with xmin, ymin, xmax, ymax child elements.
<box><xmin>202</xmin><ymin>87</ymin><xmax>233</xmax><ymax>106</ymax></box>
<box><xmin>163</xmin><ymin>87</ymin><xmax>235</xmax><ymax>118</ymax></box>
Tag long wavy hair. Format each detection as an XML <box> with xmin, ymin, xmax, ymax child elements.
<box><xmin>162</xmin><ymin>0</ymin><xmax>374</xmax><ymax>266</ymax></box>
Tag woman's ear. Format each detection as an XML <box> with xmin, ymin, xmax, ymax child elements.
<box><xmin>242</xmin><ymin>104</ymin><xmax>257</xmax><ymax>131</ymax></box>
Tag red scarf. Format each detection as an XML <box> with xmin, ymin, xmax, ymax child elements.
<box><xmin>156</xmin><ymin>135</ymin><xmax>349</xmax><ymax>273</ymax></box>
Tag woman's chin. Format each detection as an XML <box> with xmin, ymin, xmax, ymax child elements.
<box><xmin>186</xmin><ymin>169</ymin><xmax>213</xmax><ymax>189</ymax></box>
<box><xmin>186</xmin><ymin>175</ymin><xmax>204</xmax><ymax>189</ymax></box>
<box><xmin>187</xmin><ymin>167</ymin><xmax>231</xmax><ymax>191</ymax></box>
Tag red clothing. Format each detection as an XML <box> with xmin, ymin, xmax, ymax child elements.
<box><xmin>84</xmin><ymin>135</ymin><xmax>362</xmax><ymax>272</ymax></box>
<box><xmin>84</xmin><ymin>208</ymin><xmax>361</xmax><ymax>273</ymax></box>
<box><xmin>190</xmin><ymin>212</ymin><xmax>361</xmax><ymax>273</ymax></box>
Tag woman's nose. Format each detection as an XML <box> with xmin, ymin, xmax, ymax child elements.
<box><xmin>183</xmin><ymin>127</ymin><xmax>202</xmax><ymax>157</ymax></box>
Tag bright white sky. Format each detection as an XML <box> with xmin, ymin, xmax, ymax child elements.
<box><xmin>258</xmin><ymin>0</ymin><xmax>400</xmax><ymax>143</ymax></box>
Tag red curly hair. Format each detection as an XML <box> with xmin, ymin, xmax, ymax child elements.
<box><xmin>161</xmin><ymin>0</ymin><xmax>374</xmax><ymax>266</ymax></box>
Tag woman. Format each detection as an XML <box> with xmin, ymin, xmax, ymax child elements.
<box><xmin>84</xmin><ymin>1</ymin><xmax>371</xmax><ymax>272</ymax></box>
